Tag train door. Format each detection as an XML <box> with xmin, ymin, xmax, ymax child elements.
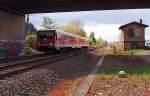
<box><xmin>55</xmin><ymin>32</ymin><xmax>61</xmax><ymax>51</ymax></box>
<box><xmin>37</xmin><ymin>30</ymin><xmax>55</xmax><ymax>51</ymax></box>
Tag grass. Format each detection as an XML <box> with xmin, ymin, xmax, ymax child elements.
<box><xmin>90</xmin><ymin>52</ymin><xmax>150</xmax><ymax>95</ymax></box>
<box><xmin>97</xmin><ymin>63</ymin><xmax>150</xmax><ymax>78</ymax></box>
<box><xmin>122</xmin><ymin>49</ymin><xmax>144</xmax><ymax>57</ymax></box>
<box><xmin>94</xmin><ymin>63</ymin><xmax>150</xmax><ymax>93</ymax></box>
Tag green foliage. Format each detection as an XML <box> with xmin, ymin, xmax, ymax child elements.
<box><xmin>100</xmin><ymin>63</ymin><xmax>150</xmax><ymax>76</ymax></box>
<box><xmin>101</xmin><ymin>65</ymin><xmax>129</xmax><ymax>75</ymax></box>
<box><xmin>96</xmin><ymin>38</ymin><xmax>106</xmax><ymax>46</ymax></box>
<box><xmin>42</xmin><ymin>17</ymin><xmax>57</xmax><ymax>29</ymax></box>
<box><xmin>90</xmin><ymin>32</ymin><xmax>96</xmax><ymax>44</ymax></box>
<box><xmin>62</xmin><ymin>21</ymin><xmax>86</xmax><ymax>37</ymax></box>
<box><xmin>88</xmin><ymin>33</ymin><xmax>106</xmax><ymax>46</ymax></box>
<box><xmin>88</xmin><ymin>37</ymin><xmax>94</xmax><ymax>45</ymax></box>
<box><xmin>123</xmin><ymin>49</ymin><xmax>144</xmax><ymax>57</ymax></box>
<box><xmin>25</xmin><ymin>34</ymin><xmax>37</xmax><ymax>49</ymax></box>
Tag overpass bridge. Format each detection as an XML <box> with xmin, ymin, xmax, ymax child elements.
<box><xmin>1</xmin><ymin>0</ymin><xmax>150</xmax><ymax>14</ymax></box>
<box><xmin>0</xmin><ymin>0</ymin><xmax>150</xmax><ymax>55</ymax></box>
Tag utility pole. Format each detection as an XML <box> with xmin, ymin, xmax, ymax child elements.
<box><xmin>26</xmin><ymin>14</ymin><xmax>30</xmax><ymax>34</ymax></box>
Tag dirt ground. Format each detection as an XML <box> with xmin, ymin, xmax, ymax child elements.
<box><xmin>87</xmin><ymin>55</ymin><xmax>150</xmax><ymax>96</ymax></box>
<box><xmin>46</xmin><ymin>49</ymin><xmax>102</xmax><ymax>96</ymax></box>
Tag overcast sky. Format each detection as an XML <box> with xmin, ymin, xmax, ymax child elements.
<box><xmin>29</xmin><ymin>9</ymin><xmax>150</xmax><ymax>42</ymax></box>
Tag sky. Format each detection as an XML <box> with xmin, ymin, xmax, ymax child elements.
<box><xmin>29</xmin><ymin>9</ymin><xmax>150</xmax><ymax>42</ymax></box>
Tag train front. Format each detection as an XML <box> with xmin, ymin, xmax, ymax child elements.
<box><xmin>37</xmin><ymin>30</ymin><xmax>56</xmax><ymax>52</ymax></box>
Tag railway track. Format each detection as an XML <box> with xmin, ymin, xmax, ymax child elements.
<box><xmin>0</xmin><ymin>48</ymin><xmax>95</xmax><ymax>79</ymax></box>
<box><xmin>0</xmin><ymin>52</ymin><xmax>46</xmax><ymax>63</ymax></box>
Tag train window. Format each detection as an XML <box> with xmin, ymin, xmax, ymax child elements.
<box><xmin>64</xmin><ymin>35</ymin><xmax>67</xmax><ymax>40</ymax></box>
<box><xmin>57</xmin><ymin>34</ymin><xmax>62</xmax><ymax>40</ymax></box>
<box><xmin>56</xmin><ymin>34</ymin><xmax>60</xmax><ymax>40</ymax></box>
<box><xmin>67</xmin><ymin>36</ymin><xmax>69</xmax><ymax>40</ymax></box>
<box><xmin>70</xmin><ymin>37</ymin><xmax>72</xmax><ymax>41</ymax></box>
<box><xmin>57</xmin><ymin>34</ymin><xmax>59</xmax><ymax>40</ymax></box>
<box><xmin>61</xmin><ymin>35</ymin><xmax>63</xmax><ymax>40</ymax></box>
<box><xmin>60</xmin><ymin>35</ymin><xmax>62</xmax><ymax>40</ymax></box>
<box><xmin>39</xmin><ymin>35</ymin><xmax>52</xmax><ymax>40</ymax></box>
<box><xmin>47</xmin><ymin>32</ymin><xmax>54</xmax><ymax>36</ymax></box>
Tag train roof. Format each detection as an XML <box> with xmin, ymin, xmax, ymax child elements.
<box><xmin>56</xmin><ymin>30</ymin><xmax>87</xmax><ymax>40</ymax></box>
<box><xmin>38</xmin><ymin>29</ymin><xmax>88</xmax><ymax>40</ymax></box>
<box><xmin>38</xmin><ymin>29</ymin><xmax>55</xmax><ymax>32</ymax></box>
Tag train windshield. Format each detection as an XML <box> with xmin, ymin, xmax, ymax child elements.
<box><xmin>39</xmin><ymin>35</ymin><xmax>52</xmax><ymax>40</ymax></box>
<box><xmin>38</xmin><ymin>31</ymin><xmax>55</xmax><ymax>40</ymax></box>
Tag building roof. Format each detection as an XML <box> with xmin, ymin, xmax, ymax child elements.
<box><xmin>1</xmin><ymin>0</ymin><xmax>150</xmax><ymax>15</ymax></box>
<box><xmin>119</xmin><ymin>21</ymin><xmax>149</xmax><ymax>29</ymax></box>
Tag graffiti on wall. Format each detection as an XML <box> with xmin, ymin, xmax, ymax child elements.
<box><xmin>0</xmin><ymin>40</ymin><xmax>24</xmax><ymax>56</ymax></box>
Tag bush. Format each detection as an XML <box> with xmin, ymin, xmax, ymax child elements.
<box><xmin>25</xmin><ymin>34</ymin><xmax>37</xmax><ymax>49</ymax></box>
<box><xmin>25</xmin><ymin>34</ymin><xmax>39</xmax><ymax>54</ymax></box>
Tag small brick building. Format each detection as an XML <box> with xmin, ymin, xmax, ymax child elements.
<box><xmin>119</xmin><ymin>20</ymin><xmax>149</xmax><ymax>50</ymax></box>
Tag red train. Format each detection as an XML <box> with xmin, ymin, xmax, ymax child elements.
<box><xmin>37</xmin><ymin>30</ymin><xmax>89</xmax><ymax>52</ymax></box>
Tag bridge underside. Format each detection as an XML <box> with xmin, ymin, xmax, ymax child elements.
<box><xmin>1</xmin><ymin>0</ymin><xmax>150</xmax><ymax>15</ymax></box>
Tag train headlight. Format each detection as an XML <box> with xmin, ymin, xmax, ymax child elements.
<box><xmin>49</xmin><ymin>42</ymin><xmax>53</xmax><ymax>46</ymax></box>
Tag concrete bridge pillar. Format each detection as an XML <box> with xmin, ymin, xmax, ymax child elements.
<box><xmin>0</xmin><ymin>10</ymin><xmax>25</xmax><ymax>56</ymax></box>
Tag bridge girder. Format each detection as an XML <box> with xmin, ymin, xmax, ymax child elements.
<box><xmin>0</xmin><ymin>0</ymin><xmax>150</xmax><ymax>14</ymax></box>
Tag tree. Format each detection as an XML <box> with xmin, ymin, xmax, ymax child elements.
<box><xmin>26</xmin><ymin>22</ymin><xmax>37</xmax><ymax>35</ymax></box>
<box><xmin>42</xmin><ymin>17</ymin><xmax>57</xmax><ymax>29</ymax></box>
<box><xmin>96</xmin><ymin>36</ymin><xmax>106</xmax><ymax>46</ymax></box>
<box><xmin>88</xmin><ymin>34</ymin><xmax>107</xmax><ymax>46</ymax></box>
<box><xmin>90</xmin><ymin>32</ymin><xmax>96</xmax><ymax>44</ymax></box>
<box><xmin>62</xmin><ymin>21</ymin><xmax>86</xmax><ymax>37</ymax></box>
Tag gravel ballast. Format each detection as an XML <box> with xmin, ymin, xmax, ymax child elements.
<box><xmin>0</xmin><ymin>69</ymin><xmax>60</xmax><ymax>96</ymax></box>
<box><xmin>0</xmin><ymin>49</ymin><xmax>101</xmax><ymax>96</ymax></box>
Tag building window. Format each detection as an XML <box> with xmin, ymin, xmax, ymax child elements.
<box><xmin>128</xmin><ymin>28</ymin><xmax>140</xmax><ymax>38</ymax></box>
<box><xmin>134</xmin><ymin>28</ymin><xmax>140</xmax><ymax>37</ymax></box>
<box><xmin>128</xmin><ymin>28</ymin><xmax>134</xmax><ymax>38</ymax></box>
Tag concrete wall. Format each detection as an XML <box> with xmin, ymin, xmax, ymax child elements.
<box><xmin>0</xmin><ymin>10</ymin><xmax>25</xmax><ymax>40</ymax></box>
<box><xmin>0</xmin><ymin>10</ymin><xmax>25</xmax><ymax>56</ymax></box>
